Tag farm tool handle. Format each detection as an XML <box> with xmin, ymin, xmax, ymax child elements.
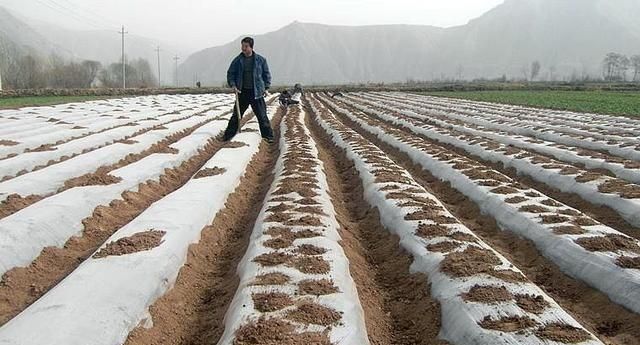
<box><xmin>234</xmin><ymin>90</ymin><xmax>242</xmax><ymax>134</ymax></box>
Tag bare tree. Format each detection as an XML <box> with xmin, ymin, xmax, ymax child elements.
<box><xmin>602</xmin><ymin>52</ymin><xmax>630</xmax><ymax>81</ymax></box>
<box><xmin>631</xmin><ymin>55</ymin><xmax>640</xmax><ymax>82</ymax></box>
<box><xmin>530</xmin><ymin>60</ymin><xmax>541</xmax><ymax>81</ymax></box>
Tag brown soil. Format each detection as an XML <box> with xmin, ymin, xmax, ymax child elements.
<box><xmin>0</xmin><ymin>135</ymin><xmax>234</xmax><ymax>326</ymax></box>
<box><xmin>227</xmin><ymin>141</ymin><xmax>250</xmax><ymax>148</ymax></box>
<box><xmin>0</xmin><ymin>194</ymin><xmax>44</xmax><ymax>219</ymax></box>
<box><xmin>330</xmin><ymin>96</ymin><xmax>640</xmax><ymax>344</ymax></box>
<box><xmin>233</xmin><ymin>317</ymin><xmax>331</xmax><ymax>345</ymax></box>
<box><xmin>193</xmin><ymin>167</ymin><xmax>227</xmax><ymax>178</ymax></box>
<box><xmin>305</xmin><ymin>101</ymin><xmax>448</xmax><ymax>345</ymax></box>
<box><xmin>26</xmin><ymin>144</ymin><xmax>57</xmax><ymax>152</ymax></box>
<box><xmin>252</xmin><ymin>273</ymin><xmax>291</xmax><ymax>286</ymax></box>
<box><xmin>297</xmin><ymin>279</ymin><xmax>339</xmax><ymax>296</ymax></box>
<box><xmin>440</xmin><ymin>246</ymin><xmax>502</xmax><ymax>278</ymax></box>
<box><xmin>478</xmin><ymin>315</ymin><xmax>538</xmax><ymax>332</ymax></box>
<box><xmin>252</xmin><ymin>292</ymin><xmax>294</xmax><ymax>312</ymax></box>
<box><xmin>515</xmin><ymin>294</ymin><xmax>549</xmax><ymax>314</ymax></box>
<box><xmin>575</xmin><ymin>234</ymin><xmax>640</xmax><ymax>253</ymax></box>
<box><xmin>286</xmin><ymin>303</ymin><xmax>342</xmax><ymax>326</ymax></box>
<box><xmin>289</xmin><ymin>256</ymin><xmax>331</xmax><ymax>274</ymax></box>
<box><xmin>60</xmin><ymin>172</ymin><xmax>122</xmax><ymax>191</ymax></box>
<box><xmin>0</xmin><ymin>140</ymin><xmax>19</xmax><ymax>146</ymax></box>
<box><xmin>615</xmin><ymin>256</ymin><xmax>640</xmax><ymax>269</ymax></box>
<box><xmin>426</xmin><ymin>241</ymin><xmax>462</xmax><ymax>253</ymax></box>
<box><xmin>0</xmin><ymin>110</ymin><xmax>231</xmax><ymax>219</ymax></box>
<box><xmin>462</xmin><ymin>285</ymin><xmax>513</xmax><ymax>303</ymax></box>
<box><xmin>93</xmin><ymin>230</ymin><xmax>166</xmax><ymax>258</ymax></box>
<box><xmin>599</xmin><ymin>179</ymin><xmax>640</xmax><ymax>199</ymax></box>
<box><xmin>552</xmin><ymin>225</ymin><xmax>586</xmax><ymax>235</ymax></box>
<box><xmin>295</xmin><ymin>244</ymin><xmax>328</xmax><ymax>256</ymax></box>
<box><xmin>125</xmin><ymin>107</ymin><xmax>283</xmax><ymax>345</ymax></box>
<box><xmin>535</xmin><ymin>323</ymin><xmax>593</xmax><ymax>343</ymax></box>
<box><xmin>505</xmin><ymin>196</ymin><xmax>528</xmax><ymax>204</ymax></box>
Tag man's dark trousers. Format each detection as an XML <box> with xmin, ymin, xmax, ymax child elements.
<box><xmin>223</xmin><ymin>88</ymin><xmax>273</xmax><ymax>141</ymax></box>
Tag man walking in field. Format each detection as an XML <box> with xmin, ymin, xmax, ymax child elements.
<box><xmin>223</xmin><ymin>37</ymin><xmax>275</xmax><ymax>143</ymax></box>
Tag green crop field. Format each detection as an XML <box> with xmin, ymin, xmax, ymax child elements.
<box><xmin>423</xmin><ymin>90</ymin><xmax>640</xmax><ymax>117</ymax></box>
<box><xmin>0</xmin><ymin>95</ymin><xmax>119</xmax><ymax>110</ymax></box>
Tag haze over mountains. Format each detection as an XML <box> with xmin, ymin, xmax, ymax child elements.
<box><xmin>2</xmin><ymin>0</ymin><xmax>640</xmax><ymax>87</ymax></box>
<box><xmin>180</xmin><ymin>0</ymin><xmax>640</xmax><ymax>85</ymax></box>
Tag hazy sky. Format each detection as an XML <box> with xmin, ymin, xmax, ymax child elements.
<box><xmin>1</xmin><ymin>0</ymin><xmax>504</xmax><ymax>52</ymax></box>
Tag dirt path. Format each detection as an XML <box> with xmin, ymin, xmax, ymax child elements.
<box><xmin>305</xmin><ymin>101</ymin><xmax>449</xmax><ymax>345</ymax></box>
<box><xmin>327</xmin><ymin>95</ymin><xmax>640</xmax><ymax>345</ymax></box>
<box><xmin>124</xmin><ymin>109</ymin><xmax>284</xmax><ymax>345</ymax></box>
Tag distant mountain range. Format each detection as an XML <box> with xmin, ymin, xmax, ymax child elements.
<box><xmin>2</xmin><ymin>0</ymin><xmax>640</xmax><ymax>87</ymax></box>
<box><xmin>179</xmin><ymin>0</ymin><xmax>640</xmax><ymax>85</ymax></box>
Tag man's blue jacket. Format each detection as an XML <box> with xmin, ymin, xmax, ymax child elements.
<box><xmin>227</xmin><ymin>52</ymin><xmax>271</xmax><ymax>99</ymax></box>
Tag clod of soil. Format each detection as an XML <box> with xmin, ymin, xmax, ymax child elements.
<box><xmin>615</xmin><ymin>256</ymin><xmax>640</xmax><ymax>269</ymax></box>
<box><xmin>194</xmin><ymin>167</ymin><xmax>227</xmax><ymax>179</ymax></box>
<box><xmin>575</xmin><ymin>234</ymin><xmax>640</xmax><ymax>253</ymax></box>
<box><xmin>295</xmin><ymin>244</ymin><xmax>327</xmax><ymax>256</ymax></box>
<box><xmin>62</xmin><ymin>172</ymin><xmax>123</xmax><ymax>190</ymax></box>
<box><xmin>93</xmin><ymin>230</ymin><xmax>166</xmax><ymax>258</ymax></box>
<box><xmin>252</xmin><ymin>273</ymin><xmax>291</xmax><ymax>286</ymax></box>
<box><xmin>598</xmin><ymin>179</ymin><xmax>640</xmax><ymax>199</ymax></box>
<box><xmin>253</xmin><ymin>252</ymin><xmax>295</xmax><ymax>267</ymax></box>
<box><xmin>26</xmin><ymin>144</ymin><xmax>57</xmax><ymax>152</ymax></box>
<box><xmin>233</xmin><ymin>317</ymin><xmax>331</xmax><ymax>345</ymax></box>
<box><xmin>0</xmin><ymin>194</ymin><xmax>44</xmax><ymax>219</ymax></box>
<box><xmin>535</xmin><ymin>323</ymin><xmax>592</xmax><ymax>343</ymax></box>
<box><xmin>252</xmin><ymin>292</ymin><xmax>294</xmax><ymax>312</ymax></box>
<box><xmin>263</xmin><ymin>237</ymin><xmax>294</xmax><ymax>249</ymax></box>
<box><xmin>440</xmin><ymin>246</ymin><xmax>500</xmax><ymax>278</ymax></box>
<box><xmin>226</xmin><ymin>141</ymin><xmax>250</xmax><ymax>148</ymax></box>
<box><xmin>297</xmin><ymin>279</ymin><xmax>339</xmax><ymax>296</ymax></box>
<box><xmin>505</xmin><ymin>196</ymin><xmax>528</xmax><ymax>204</ymax></box>
<box><xmin>490</xmin><ymin>186</ymin><xmax>519</xmax><ymax>195</ymax></box>
<box><xmin>540</xmin><ymin>214</ymin><xmax>570</xmax><ymax>224</ymax></box>
<box><xmin>286</xmin><ymin>303</ymin><xmax>342</xmax><ymax>326</ymax></box>
<box><xmin>426</xmin><ymin>241</ymin><xmax>461</xmax><ymax>253</ymax></box>
<box><xmin>478</xmin><ymin>315</ymin><xmax>538</xmax><ymax>332</ymax></box>
<box><xmin>519</xmin><ymin>205</ymin><xmax>550</xmax><ymax>213</ymax></box>
<box><xmin>552</xmin><ymin>225</ymin><xmax>586</xmax><ymax>235</ymax></box>
<box><xmin>289</xmin><ymin>256</ymin><xmax>331</xmax><ymax>274</ymax></box>
<box><xmin>515</xmin><ymin>294</ymin><xmax>549</xmax><ymax>314</ymax></box>
<box><xmin>0</xmin><ymin>140</ymin><xmax>19</xmax><ymax>146</ymax></box>
<box><xmin>462</xmin><ymin>285</ymin><xmax>513</xmax><ymax>303</ymax></box>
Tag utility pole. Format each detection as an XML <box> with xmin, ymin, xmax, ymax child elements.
<box><xmin>173</xmin><ymin>55</ymin><xmax>180</xmax><ymax>87</ymax></box>
<box><xmin>155</xmin><ymin>46</ymin><xmax>161</xmax><ymax>88</ymax></box>
<box><xmin>0</xmin><ymin>66</ymin><xmax>3</xmax><ymax>91</ymax></box>
<box><xmin>119</xmin><ymin>25</ymin><xmax>128</xmax><ymax>89</ymax></box>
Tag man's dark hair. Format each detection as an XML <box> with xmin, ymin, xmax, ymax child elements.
<box><xmin>241</xmin><ymin>37</ymin><xmax>254</xmax><ymax>48</ymax></box>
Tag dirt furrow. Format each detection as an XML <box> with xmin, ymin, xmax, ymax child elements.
<box><xmin>0</xmin><ymin>111</ymin><xmax>230</xmax><ymax>220</ymax></box>
<box><xmin>1</xmin><ymin>105</ymin><xmax>224</xmax><ymax>182</ymax></box>
<box><xmin>0</xmin><ymin>112</ymin><xmax>263</xmax><ymax>326</ymax></box>
<box><xmin>343</xmin><ymin>96</ymin><xmax>640</xmax><ymax>239</ymax></box>
<box><xmin>325</xmin><ymin>95</ymin><xmax>640</xmax><ymax>345</ymax></box>
<box><xmin>305</xmin><ymin>102</ymin><xmax>447</xmax><ymax>345</ymax></box>
<box><xmin>123</xmin><ymin>110</ymin><xmax>284</xmax><ymax>345</ymax></box>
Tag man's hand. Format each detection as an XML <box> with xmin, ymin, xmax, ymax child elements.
<box><xmin>231</xmin><ymin>86</ymin><xmax>241</xmax><ymax>94</ymax></box>
<box><xmin>263</xmin><ymin>90</ymin><xmax>270</xmax><ymax>98</ymax></box>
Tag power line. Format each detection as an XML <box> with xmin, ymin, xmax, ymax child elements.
<box><xmin>32</xmin><ymin>0</ymin><xmax>115</xmax><ymax>31</ymax></box>
<box><xmin>54</xmin><ymin>0</ymin><xmax>120</xmax><ymax>29</ymax></box>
